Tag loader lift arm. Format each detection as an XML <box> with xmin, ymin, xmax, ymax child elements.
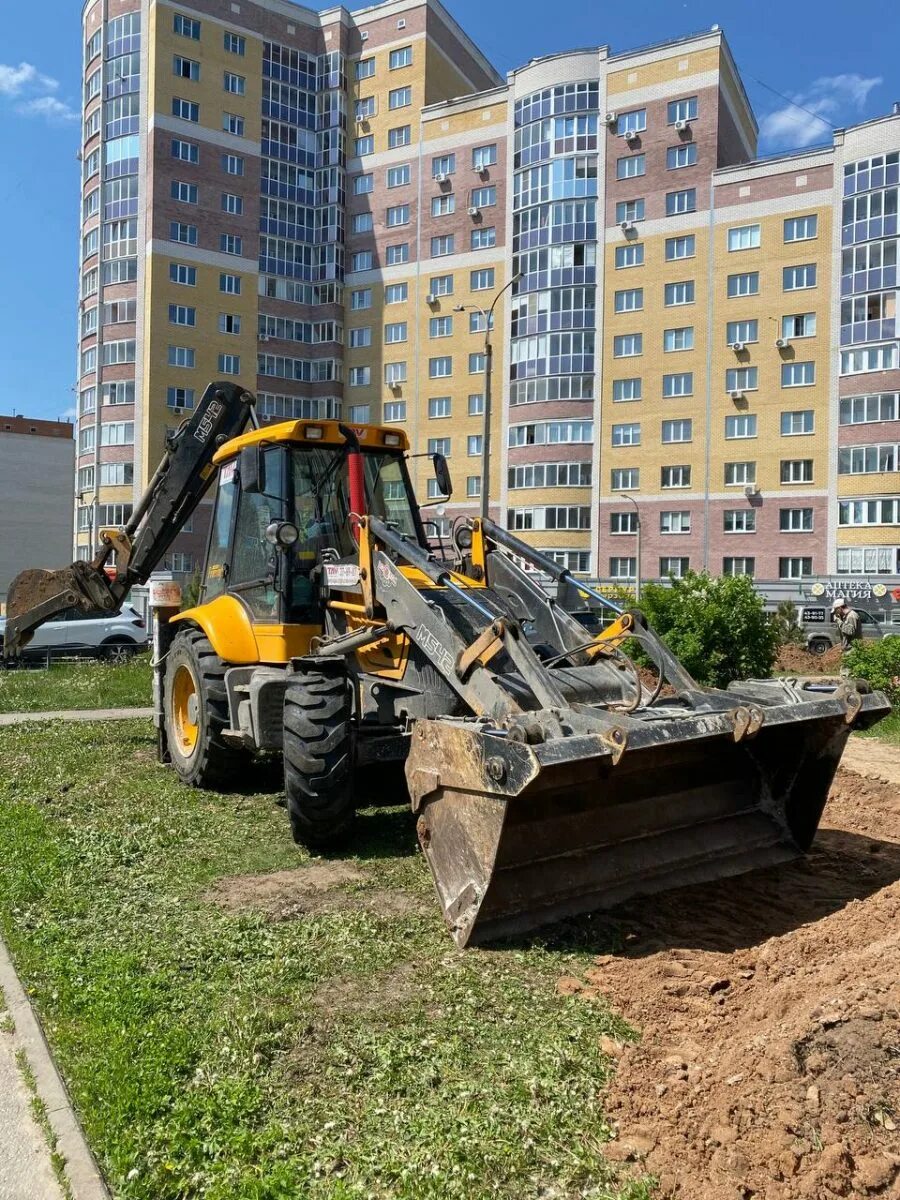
<box><xmin>3</xmin><ymin>382</ymin><xmax>255</xmax><ymax>658</ymax></box>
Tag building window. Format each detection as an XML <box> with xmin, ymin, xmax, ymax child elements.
<box><xmin>429</xmin><ymin>357</ymin><xmax>452</xmax><ymax>379</ymax></box>
<box><xmin>611</xmin><ymin>468</ymin><xmax>639</xmax><ymax>491</ymax></box>
<box><xmin>356</xmin><ymin>58</ymin><xmax>375</xmax><ymax>80</ymax></box>
<box><xmin>468</xmin><ymin>394</ymin><xmax>485</xmax><ymax>416</ymax></box>
<box><xmin>471</xmin><ymin>227</ymin><xmax>496</xmax><ymax>250</ymax></box>
<box><xmin>781</xmin><ymin>361</ymin><xmax>816</xmax><ymax>388</ymax></box>
<box><xmin>661</xmin><ymin>465</ymin><xmax>691</xmax><ymax>488</ymax></box>
<box><xmin>348</xmin><ymin>367</ymin><xmax>370</xmax><ymax>386</ymax></box>
<box><xmin>616</xmin><ymin>199</ymin><xmax>645</xmax><ymax>224</ymax></box>
<box><xmin>667</xmin><ymin>96</ymin><xmax>697</xmax><ymax>123</ymax></box>
<box><xmin>387</xmin><ymin>164</ymin><xmax>410</xmax><ymax>187</ymax></box>
<box><xmin>386</xmin><ymin>244</ymin><xmax>408</xmax><ymax>266</ymax></box>
<box><xmin>219</xmin><ymin>273</ymin><xmax>241</xmax><ymax>294</ymax></box>
<box><xmin>473</xmin><ymin>144</ymin><xmax>497</xmax><ymax>171</ymax></box>
<box><xmin>610</xmin><ymin>512</ymin><xmax>638</xmax><ymax>534</ymax></box>
<box><xmin>726</xmin><ymin>319</ymin><xmax>758</xmax><ymax>345</ymax></box>
<box><xmin>351</xmin><ymin>213</ymin><xmax>373</xmax><ymax>235</ymax></box>
<box><xmin>727</xmin><ymin>272</ymin><xmax>759</xmax><ymax>298</ymax></box>
<box><xmin>666</xmin><ymin>188</ymin><xmax>696</xmax><ymax>215</ymax></box>
<box><xmin>614</xmin><ymin>288</ymin><xmax>643</xmax><ymax>313</ymax></box>
<box><xmin>660</xmin><ymin>557</ymin><xmax>690</xmax><ymax>578</ymax></box>
<box><xmin>609</xmin><ymin>558</ymin><xmax>636</xmax><ymax>580</ymax></box>
<box><xmin>662</xmin><ymin>418</ymin><xmax>692</xmax><ymax>443</ymax></box>
<box><xmin>727</xmin><ymin>224</ymin><xmax>761</xmax><ymax>251</ymax></box>
<box><xmin>356</xmin><ymin>96</ymin><xmax>376</xmax><ymax>120</ymax></box>
<box><xmin>660</xmin><ymin>511</ymin><xmax>691</xmax><ymax>534</ymax></box>
<box><xmin>172</xmin><ymin>98</ymin><xmax>199</xmax><ymax>123</ymax></box>
<box><xmin>218</xmin><ymin>353</ymin><xmax>240</xmax><ymax>375</ymax></box>
<box><xmin>616</xmin><ymin>110</ymin><xmax>647</xmax><ymax>134</ymax></box>
<box><xmin>174</xmin><ymin>13</ymin><xmax>201</xmax><ymax>38</ymax></box>
<box><xmin>468</xmin><ymin>435</ymin><xmax>483</xmax><ymax>455</ymax></box>
<box><xmin>427</xmin><ymin>437</ymin><xmax>451</xmax><ymax>457</ymax></box>
<box><xmin>784</xmin><ymin>215</ymin><xmax>817</xmax><ymax>242</ymax></box>
<box><xmin>385</xmin><ymin>322</ymin><xmax>408</xmax><ymax>344</ymax></box>
<box><xmin>780</xmin><ymin>459</ymin><xmax>814</xmax><ymax>483</ymax></box>
<box><xmin>168</xmin><ymin>304</ymin><xmax>195</xmax><ymax>326</ymax></box>
<box><xmin>385</xmin><ymin>282</ymin><xmax>407</xmax><ymax>303</ymax></box>
<box><xmin>839</xmin><ymin>393</ymin><xmax>899</xmax><ymax>425</ymax></box>
<box><xmin>724</xmin><ymin>461</ymin><xmax>756</xmax><ymax>486</ymax></box>
<box><xmin>787</xmin><ymin>407</ymin><xmax>817</xmax><ymax>436</ymax></box>
<box><xmin>173</xmin><ymin>55</ymin><xmax>200</xmax><ymax>81</ymax></box>
<box><xmin>664</xmin><ymin>327</ymin><xmax>694</xmax><ymax>352</ymax></box>
<box><xmin>723</xmin><ymin>557</ymin><xmax>755</xmax><ymax>577</ymax></box>
<box><xmin>350</xmin><ymin>251</ymin><xmax>372</xmax><ymax>273</ymax></box>
<box><xmin>782</xmin><ymin>312</ymin><xmax>817</xmax><ymax>339</ymax></box>
<box><xmin>218</xmin><ymin>314</ymin><xmax>241</xmax><ymax>335</ymax></box>
<box><xmin>472</xmin><ymin>185</ymin><xmax>496</xmax><ymax>209</ymax></box>
<box><xmin>613</xmin><ymin>378</ymin><xmax>642</xmax><ymax>402</ymax></box>
<box><xmin>389</xmin><ymin>46</ymin><xmax>412</xmax><ymax>69</ymax></box>
<box><xmin>471</xmin><ymin>269</ymin><xmax>494</xmax><ymax>291</ymax></box>
<box><xmin>168</xmin><ymin>345</ymin><xmax>195</xmax><ymax>368</ymax></box>
<box><xmin>172</xmin><ymin>139</ymin><xmax>199</xmax><ymax>163</ymax></box>
<box><xmin>383</xmin><ymin>401</ymin><xmax>406</xmax><ymax>422</ymax></box>
<box><xmin>839</xmin><ymin>498</ymin><xmax>900</xmax><ymax>526</ymax></box>
<box><xmin>349</xmin><ymin>327</ymin><xmax>372</xmax><ymax>348</ymax></box>
<box><xmin>613</xmin><ymin>333</ymin><xmax>642</xmax><ymax>357</ymax></box>
<box><xmin>780</xmin><ymin>557</ymin><xmax>813</xmax><ymax>580</ymax></box>
<box><xmin>355</xmin><ymin>134</ymin><xmax>374</xmax><ymax>156</ymax></box>
<box><xmin>841</xmin><ymin>345</ymin><xmax>898</xmax><ymax>375</ymax></box>
<box><xmin>386</xmin><ymin>204</ymin><xmax>410</xmax><ymax>227</ymax></box>
<box><xmin>222</xmin><ymin>154</ymin><xmax>244</xmax><ymax>176</ymax></box>
<box><xmin>431</xmin><ymin>235</ymin><xmax>454</xmax><ymax>257</ymax></box>
<box><xmin>725</xmin><ymin>414</ymin><xmax>757</xmax><ymax>439</ymax></box>
<box><xmin>428</xmin><ymin>396</ymin><xmax>451</xmax><ymax>418</ymax></box>
<box><xmin>432</xmin><ymin>194</ymin><xmax>455</xmax><ymax>217</ymax></box>
<box><xmin>784</xmin><ymin>264</ymin><xmax>817</xmax><ymax>290</ymax></box>
<box><xmin>100</xmin><ymin>421</ymin><xmax>134</xmax><ymax>446</ymax></box>
<box><xmin>224</xmin><ymin>72</ymin><xmax>245</xmax><ymax>94</ymax></box>
<box><xmin>726</xmin><ymin>366</ymin><xmax>758</xmax><ymax>392</ymax></box>
<box><xmin>429</xmin><ymin>316</ymin><xmax>452</xmax><ymax>338</ymax></box>
<box><xmin>839</xmin><ymin>444</ymin><xmax>898</xmax><ymax>474</ymax></box>
<box><xmin>780</xmin><ymin>508</ymin><xmax>814</xmax><ymax>532</ymax></box>
<box><xmin>665</xmin><ymin>235</ymin><xmax>695</xmax><ymax>260</ymax></box>
<box><xmin>353</xmin><ymin>173</ymin><xmax>374</xmax><ymax>195</ymax></box>
<box><xmin>222</xmin><ymin>192</ymin><xmax>243</xmax><ymax>215</ymax></box>
<box><xmin>433</xmin><ymin>154</ymin><xmax>456</xmax><ymax>177</ymax></box>
<box><xmin>615</xmin><ymin>244</ymin><xmax>644</xmax><ymax>268</ymax></box>
<box><xmin>350</xmin><ymin>288</ymin><xmax>372</xmax><ymax>310</ymax></box>
<box><xmin>724</xmin><ymin>510</ymin><xmax>756</xmax><ymax>533</ymax></box>
<box><xmin>220</xmin><ymin>234</ymin><xmax>242</xmax><ymax>255</ymax></box>
<box><xmin>167</xmin><ymin>387</ymin><xmax>195</xmax><ymax>409</ymax></box>
<box><xmin>662</xmin><ymin>372</ymin><xmax>693</xmax><ymax>398</ymax></box>
<box><xmin>224</xmin><ymin>32</ymin><xmax>245</xmax><ymax>55</ymax></box>
<box><xmin>389</xmin><ymin>125</ymin><xmax>411</xmax><ymax>148</ymax></box>
<box><xmin>611</xmin><ymin>422</ymin><xmax>641</xmax><ymax>447</ymax></box>
<box><xmin>667</xmin><ymin>143</ymin><xmax>697</xmax><ymax>169</ymax></box>
<box><xmin>616</xmin><ymin>154</ymin><xmax>646</xmax><ymax>180</ymax></box>
<box><xmin>101</xmin><ymin>381</ymin><xmax>135</xmax><ymax>406</ymax></box>
<box><xmin>389</xmin><ymin>86</ymin><xmax>412</xmax><ymax>109</ymax></box>
<box><xmin>665</xmin><ymin>280</ymin><xmax>695</xmax><ymax>306</ymax></box>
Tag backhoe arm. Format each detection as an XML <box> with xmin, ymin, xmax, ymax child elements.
<box><xmin>3</xmin><ymin>381</ymin><xmax>255</xmax><ymax>658</ymax></box>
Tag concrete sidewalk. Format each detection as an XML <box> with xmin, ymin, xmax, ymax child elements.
<box><xmin>0</xmin><ymin>708</ymin><xmax>152</xmax><ymax>727</ymax></box>
<box><xmin>0</xmin><ymin>939</ymin><xmax>110</xmax><ymax>1200</ymax></box>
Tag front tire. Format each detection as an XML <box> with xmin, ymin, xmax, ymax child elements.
<box><xmin>102</xmin><ymin>637</ymin><xmax>135</xmax><ymax>664</ymax></box>
<box><xmin>164</xmin><ymin>629</ymin><xmax>244</xmax><ymax>787</ymax></box>
<box><xmin>283</xmin><ymin>669</ymin><xmax>355</xmax><ymax>848</ymax></box>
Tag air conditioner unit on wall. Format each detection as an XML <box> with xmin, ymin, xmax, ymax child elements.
<box><xmin>467</xmin><ymin>206</ymin><xmax>480</xmax><ymax>217</ymax></box>
<box><xmin>605</xmin><ymin>112</ymin><xmax>618</xmax><ymax>125</ymax></box>
<box><xmin>730</xmin><ymin>390</ymin><xmax>743</xmax><ymax>401</ymax></box>
<box><xmin>674</xmin><ymin>119</ymin><xmax>689</xmax><ymax>132</ymax></box>
<box><xmin>730</xmin><ymin>341</ymin><xmax>745</xmax><ymax>352</ymax></box>
<box><xmin>744</xmin><ymin>485</ymin><xmax>760</xmax><ymax>497</ymax></box>
<box><xmin>623</xmin><ymin>129</ymin><xmax>639</xmax><ymax>142</ymax></box>
<box><xmin>425</xmin><ymin>293</ymin><xmax>437</xmax><ymax>305</ymax></box>
<box><xmin>775</xmin><ymin>337</ymin><xmax>789</xmax><ymax>349</ymax></box>
<box><xmin>620</xmin><ymin>221</ymin><xmax>634</xmax><ymax>234</ymax></box>
<box><xmin>435</xmin><ymin>172</ymin><xmax>448</xmax><ymax>183</ymax></box>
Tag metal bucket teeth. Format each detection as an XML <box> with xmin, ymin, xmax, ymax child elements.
<box><xmin>405</xmin><ymin>692</ymin><xmax>888</xmax><ymax>948</ymax></box>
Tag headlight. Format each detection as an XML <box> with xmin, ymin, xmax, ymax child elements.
<box><xmin>265</xmin><ymin>520</ymin><xmax>300</xmax><ymax>547</ymax></box>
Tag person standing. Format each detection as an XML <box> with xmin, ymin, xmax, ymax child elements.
<box><xmin>831</xmin><ymin>597</ymin><xmax>861</xmax><ymax>651</ymax></box>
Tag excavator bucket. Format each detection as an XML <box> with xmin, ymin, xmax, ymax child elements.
<box><xmin>405</xmin><ymin>679</ymin><xmax>889</xmax><ymax>947</ymax></box>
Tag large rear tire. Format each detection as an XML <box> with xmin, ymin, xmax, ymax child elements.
<box><xmin>164</xmin><ymin>628</ymin><xmax>244</xmax><ymax>787</ymax></box>
<box><xmin>283</xmin><ymin>669</ymin><xmax>355</xmax><ymax>848</ymax></box>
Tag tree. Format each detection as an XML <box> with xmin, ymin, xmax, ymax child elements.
<box><xmin>638</xmin><ymin>571</ymin><xmax>779</xmax><ymax>689</ymax></box>
<box><xmin>844</xmin><ymin>637</ymin><xmax>900</xmax><ymax>708</ymax></box>
<box><xmin>182</xmin><ymin>569</ymin><xmax>203</xmax><ymax>610</ymax></box>
<box><xmin>770</xmin><ymin>599</ymin><xmax>804</xmax><ymax>646</ymax></box>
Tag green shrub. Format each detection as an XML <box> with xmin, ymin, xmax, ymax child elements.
<box><xmin>638</xmin><ymin>571</ymin><xmax>779</xmax><ymax>689</ymax></box>
<box><xmin>843</xmin><ymin>636</ymin><xmax>900</xmax><ymax>706</ymax></box>
<box><xmin>770</xmin><ymin>599</ymin><xmax>804</xmax><ymax>646</ymax></box>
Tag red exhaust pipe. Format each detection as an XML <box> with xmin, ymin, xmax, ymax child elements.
<box><xmin>339</xmin><ymin>424</ymin><xmax>365</xmax><ymax>542</ymax></box>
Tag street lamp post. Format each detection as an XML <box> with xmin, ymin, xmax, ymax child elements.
<box><xmin>454</xmin><ymin>271</ymin><xmax>521</xmax><ymax>520</ymax></box>
<box><xmin>621</xmin><ymin>493</ymin><xmax>641</xmax><ymax>603</ymax></box>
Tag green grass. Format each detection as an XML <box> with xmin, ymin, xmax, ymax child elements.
<box><xmin>0</xmin><ymin>719</ymin><xmax>652</xmax><ymax>1200</ymax></box>
<box><xmin>0</xmin><ymin>658</ymin><xmax>151</xmax><ymax>714</ymax></box>
<box><xmin>856</xmin><ymin>706</ymin><xmax>900</xmax><ymax>745</ymax></box>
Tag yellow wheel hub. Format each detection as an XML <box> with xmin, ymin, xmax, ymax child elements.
<box><xmin>171</xmin><ymin>663</ymin><xmax>200</xmax><ymax>756</ymax></box>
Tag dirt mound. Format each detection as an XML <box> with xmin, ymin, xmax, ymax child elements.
<box><xmin>776</xmin><ymin>643</ymin><xmax>843</xmax><ymax>676</ymax></box>
<box><xmin>562</xmin><ymin>766</ymin><xmax>900</xmax><ymax>1199</ymax></box>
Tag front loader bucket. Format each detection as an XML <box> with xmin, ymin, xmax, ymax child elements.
<box><xmin>405</xmin><ymin>684</ymin><xmax>890</xmax><ymax>947</ymax></box>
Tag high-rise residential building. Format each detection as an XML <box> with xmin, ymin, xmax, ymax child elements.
<box><xmin>76</xmin><ymin>2</ymin><xmax>900</xmax><ymax>594</ymax></box>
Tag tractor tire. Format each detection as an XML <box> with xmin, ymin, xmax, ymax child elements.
<box><xmin>164</xmin><ymin>628</ymin><xmax>244</xmax><ymax>788</ymax></box>
<box><xmin>283</xmin><ymin>669</ymin><xmax>356</xmax><ymax>849</ymax></box>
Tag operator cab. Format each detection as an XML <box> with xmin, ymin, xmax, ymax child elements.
<box><xmin>202</xmin><ymin>420</ymin><xmax>447</xmax><ymax>625</ymax></box>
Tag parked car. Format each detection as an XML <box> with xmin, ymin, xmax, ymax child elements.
<box><xmin>0</xmin><ymin>605</ymin><xmax>148</xmax><ymax>664</ymax></box>
<box><xmin>799</xmin><ymin>605</ymin><xmax>888</xmax><ymax>654</ymax></box>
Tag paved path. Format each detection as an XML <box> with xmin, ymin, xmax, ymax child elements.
<box><xmin>0</xmin><ymin>707</ymin><xmax>152</xmax><ymax>727</ymax></box>
<box><xmin>0</xmin><ymin>1022</ymin><xmax>64</xmax><ymax>1200</ymax></box>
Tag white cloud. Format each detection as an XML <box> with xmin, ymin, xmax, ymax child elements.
<box><xmin>0</xmin><ymin>61</ymin><xmax>58</xmax><ymax>96</ymax></box>
<box><xmin>759</xmin><ymin>73</ymin><xmax>882</xmax><ymax>150</ymax></box>
<box><xmin>16</xmin><ymin>95</ymin><xmax>78</xmax><ymax>122</ymax></box>
<box><xmin>61</xmin><ymin>405</ymin><xmax>77</xmax><ymax>420</ymax></box>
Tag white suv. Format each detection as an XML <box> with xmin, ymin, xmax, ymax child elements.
<box><xmin>0</xmin><ymin>605</ymin><xmax>149</xmax><ymax>663</ymax></box>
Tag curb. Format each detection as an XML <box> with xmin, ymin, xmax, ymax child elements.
<box><xmin>0</xmin><ymin>936</ymin><xmax>111</xmax><ymax>1200</ymax></box>
<box><xmin>0</xmin><ymin>708</ymin><xmax>153</xmax><ymax>727</ymax></box>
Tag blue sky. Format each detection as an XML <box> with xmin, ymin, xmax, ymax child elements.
<box><xmin>0</xmin><ymin>0</ymin><xmax>897</xmax><ymax>421</ymax></box>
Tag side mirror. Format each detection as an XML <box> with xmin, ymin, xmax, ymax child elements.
<box><xmin>432</xmin><ymin>452</ymin><xmax>453</xmax><ymax>499</ymax></box>
<box><xmin>239</xmin><ymin>444</ymin><xmax>266</xmax><ymax>495</ymax></box>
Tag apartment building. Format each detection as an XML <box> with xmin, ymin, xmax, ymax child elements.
<box><xmin>0</xmin><ymin>417</ymin><xmax>74</xmax><ymax>608</ymax></box>
<box><xmin>76</xmin><ymin>0</ymin><xmax>900</xmax><ymax>591</ymax></box>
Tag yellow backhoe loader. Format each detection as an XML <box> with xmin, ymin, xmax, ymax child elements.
<box><xmin>4</xmin><ymin>382</ymin><xmax>889</xmax><ymax>946</ymax></box>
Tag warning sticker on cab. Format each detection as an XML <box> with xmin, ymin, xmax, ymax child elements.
<box><xmin>324</xmin><ymin>563</ymin><xmax>361</xmax><ymax>588</ymax></box>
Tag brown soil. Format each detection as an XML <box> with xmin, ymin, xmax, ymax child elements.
<box><xmin>776</xmin><ymin>643</ymin><xmax>843</xmax><ymax>676</ymax></box>
<box><xmin>205</xmin><ymin>863</ymin><xmax>424</xmax><ymax>921</ymax></box>
<box><xmin>561</xmin><ymin>760</ymin><xmax>900</xmax><ymax>1199</ymax></box>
